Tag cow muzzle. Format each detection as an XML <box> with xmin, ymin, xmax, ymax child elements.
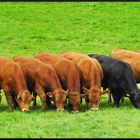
<box><xmin>57</xmin><ymin>108</ymin><xmax>64</xmax><ymax>111</ymax></box>
<box><xmin>91</xmin><ymin>108</ymin><xmax>99</xmax><ymax>111</ymax></box>
<box><xmin>71</xmin><ymin>110</ymin><xmax>79</xmax><ymax>114</ymax></box>
<box><xmin>22</xmin><ymin>108</ymin><xmax>29</xmax><ymax>112</ymax></box>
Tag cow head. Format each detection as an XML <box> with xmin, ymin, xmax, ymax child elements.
<box><xmin>16</xmin><ymin>90</ymin><xmax>34</xmax><ymax>112</ymax></box>
<box><xmin>47</xmin><ymin>89</ymin><xmax>68</xmax><ymax>111</ymax></box>
<box><xmin>129</xmin><ymin>89</ymin><xmax>140</xmax><ymax>108</ymax></box>
<box><xmin>81</xmin><ymin>87</ymin><xmax>108</xmax><ymax>110</ymax></box>
<box><xmin>67</xmin><ymin>91</ymin><xmax>81</xmax><ymax>113</ymax></box>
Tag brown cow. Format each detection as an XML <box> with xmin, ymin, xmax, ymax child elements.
<box><xmin>13</xmin><ymin>57</ymin><xmax>68</xmax><ymax>111</ymax></box>
<box><xmin>35</xmin><ymin>52</ymin><xmax>81</xmax><ymax>113</ymax></box>
<box><xmin>0</xmin><ymin>57</ymin><xmax>34</xmax><ymax>112</ymax></box>
<box><xmin>61</xmin><ymin>52</ymin><xmax>108</xmax><ymax>110</ymax></box>
<box><xmin>110</xmin><ymin>48</ymin><xmax>140</xmax><ymax>83</ymax></box>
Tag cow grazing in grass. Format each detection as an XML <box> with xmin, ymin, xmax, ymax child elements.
<box><xmin>88</xmin><ymin>54</ymin><xmax>140</xmax><ymax>108</ymax></box>
<box><xmin>0</xmin><ymin>57</ymin><xmax>34</xmax><ymax>112</ymax></box>
<box><xmin>13</xmin><ymin>57</ymin><xmax>68</xmax><ymax>111</ymax></box>
<box><xmin>61</xmin><ymin>52</ymin><xmax>108</xmax><ymax>111</ymax></box>
<box><xmin>35</xmin><ymin>52</ymin><xmax>81</xmax><ymax>113</ymax></box>
<box><xmin>110</xmin><ymin>48</ymin><xmax>140</xmax><ymax>83</ymax></box>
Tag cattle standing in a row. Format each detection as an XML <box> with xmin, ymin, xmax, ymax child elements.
<box><xmin>88</xmin><ymin>54</ymin><xmax>140</xmax><ymax>108</ymax></box>
<box><xmin>35</xmin><ymin>52</ymin><xmax>81</xmax><ymax>113</ymax></box>
<box><xmin>61</xmin><ymin>52</ymin><xmax>108</xmax><ymax>110</ymax></box>
<box><xmin>13</xmin><ymin>57</ymin><xmax>68</xmax><ymax>111</ymax></box>
<box><xmin>0</xmin><ymin>58</ymin><xmax>34</xmax><ymax>112</ymax></box>
<box><xmin>1</xmin><ymin>49</ymin><xmax>140</xmax><ymax>112</ymax></box>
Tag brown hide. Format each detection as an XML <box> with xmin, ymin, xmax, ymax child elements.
<box><xmin>0</xmin><ymin>57</ymin><xmax>33</xmax><ymax>112</ymax></box>
<box><xmin>13</xmin><ymin>57</ymin><xmax>67</xmax><ymax>111</ymax></box>
<box><xmin>35</xmin><ymin>52</ymin><xmax>81</xmax><ymax>113</ymax></box>
<box><xmin>110</xmin><ymin>48</ymin><xmax>140</xmax><ymax>82</ymax></box>
<box><xmin>61</xmin><ymin>52</ymin><xmax>106</xmax><ymax>110</ymax></box>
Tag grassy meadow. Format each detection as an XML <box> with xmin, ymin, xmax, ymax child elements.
<box><xmin>0</xmin><ymin>2</ymin><xmax>140</xmax><ymax>138</ymax></box>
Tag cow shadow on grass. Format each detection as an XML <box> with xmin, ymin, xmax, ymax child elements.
<box><xmin>99</xmin><ymin>97</ymin><xmax>135</xmax><ymax>110</ymax></box>
<box><xmin>0</xmin><ymin>98</ymin><xmax>136</xmax><ymax>113</ymax></box>
<box><xmin>77</xmin><ymin>97</ymin><xmax>135</xmax><ymax>113</ymax></box>
<box><xmin>0</xmin><ymin>104</ymin><xmax>26</xmax><ymax>112</ymax></box>
<box><xmin>30</xmin><ymin>102</ymin><xmax>57</xmax><ymax>112</ymax></box>
<box><xmin>29</xmin><ymin>99</ymin><xmax>88</xmax><ymax>113</ymax></box>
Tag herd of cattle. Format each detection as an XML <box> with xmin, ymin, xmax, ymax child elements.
<box><xmin>0</xmin><ymin>48</ymin><xmax>140</xmax><ymax>113</ymax></box>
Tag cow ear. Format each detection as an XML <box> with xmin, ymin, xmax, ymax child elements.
<box><xmin>32</xmin><ymin>96</ymin><xmax>36</xmax><ymax>101</ymax></box>
<box><xmin>80</xmin><ymin>94</ymin><xmax>88</xmax><ymax>98</ymax></box>
<box><xmin>22</xmin><ymin>98</ymin><xmax>25</xmax><ymax>102</ymax></box>
<box><xmin>65</xmin><ymin>89</ymin><xmax>69</xmax><ymax>96</ymax></box>
<box><xmin>126</xmin><ymin>95</ymin><xmax>130</xmax><ymax>98</ymax></box>
<box><xmin>17</xmin><ymin>95</ymin><xmax>21</xmax><ymax>101</ymax></box>
<box><xmin>82</xmin><ymin>87</ymin><xmax>89</xmax><ymax>94</ymax></box>
<box><xmin>47</xmin><ymin>92</ymin><xmax>54</xmax><ymax>98</ymax></box>
<box><xmin>101</xmin><ymin>89</ymin><xmax>109</xmax><ymax>95</ymax></box>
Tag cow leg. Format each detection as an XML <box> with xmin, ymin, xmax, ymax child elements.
<box><xmin>80</xmin><ymin>86</ymin><xmax>84</xmax><ymax>104</ymax></box>
<box><xmin>13</xmin><ymin>100</ymin><xmax>18</xmax><ymax>109</ymax></box>
<box><xmin>0</xmin><ymin>94</ymin><xmax>1</xmax><ymax>103</ymax></box>
<box><xmin>80</xmin><ymin>97</ymin><xmax>82</xmax><ymax>104</ymax></box>
<box><xmin>32</xmin><ymin>92</ymin><xmax>37</xmax><ymax>108</ymax></box>
<box><xmin>11</xmin><ymin>93</ymin><xmax>18</xmax><ymax>109</ymax></box>
<box><xmin>35</xmin><ymin>84</ymin><xmax>46</xmax><ymax>111</ymax></box>
<box><xmin>46</xmin><ymin>95</ymin><xmax>52</xmax><ymax>108</ymax></box>
<box><xmin>67</xmin><ymin>99</ymin><xmax>72</xmax><ymax>109</ymax></box>
<box><xmin>108</xmin><ymin>92</ymin><xmax>112</xmax><ymax>103</ymax></box>
<box><xmin>3</xmin><ymin>86</ymin><xmax>14</xmax><ymax>111</ymax></box>
<box><xmin>121</xmin><ymin>97</ymin><xmax>124</xmax><ymax>103</ymax></box>
<box><xmin>112</xmin><ymin>93</ymin><xmax>122</xmax><ymax>108</ymax></box>
<box><xmin>85</xmin><ymin>97</ymin><xmax>90</xmax><ymax>109</ymax></box>
<box><xmin>13</xmin><ymin>97</ymin><xmax>18</xmax><ymax>109</ymax></box>
<box><xmin>0</xmin><ymin>90</ymin><xmax>2</xmax><ymax>103</ymax></box>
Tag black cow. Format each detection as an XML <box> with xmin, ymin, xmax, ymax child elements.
<box><xmin>88</xmin><ymin>54</ymin><xmax>140</xmax><ymax>108</ymax></box>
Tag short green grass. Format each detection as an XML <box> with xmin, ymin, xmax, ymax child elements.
<box><xmin>0</xmin><ymin>2</ymin><xmax>140</xmax><ymax>138</ymax></box>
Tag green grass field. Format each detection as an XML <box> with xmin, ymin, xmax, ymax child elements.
<box><xmin>0</xmin><ymin>2</ymin><xmax>140</xmax><ymax>138</ymax></box>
